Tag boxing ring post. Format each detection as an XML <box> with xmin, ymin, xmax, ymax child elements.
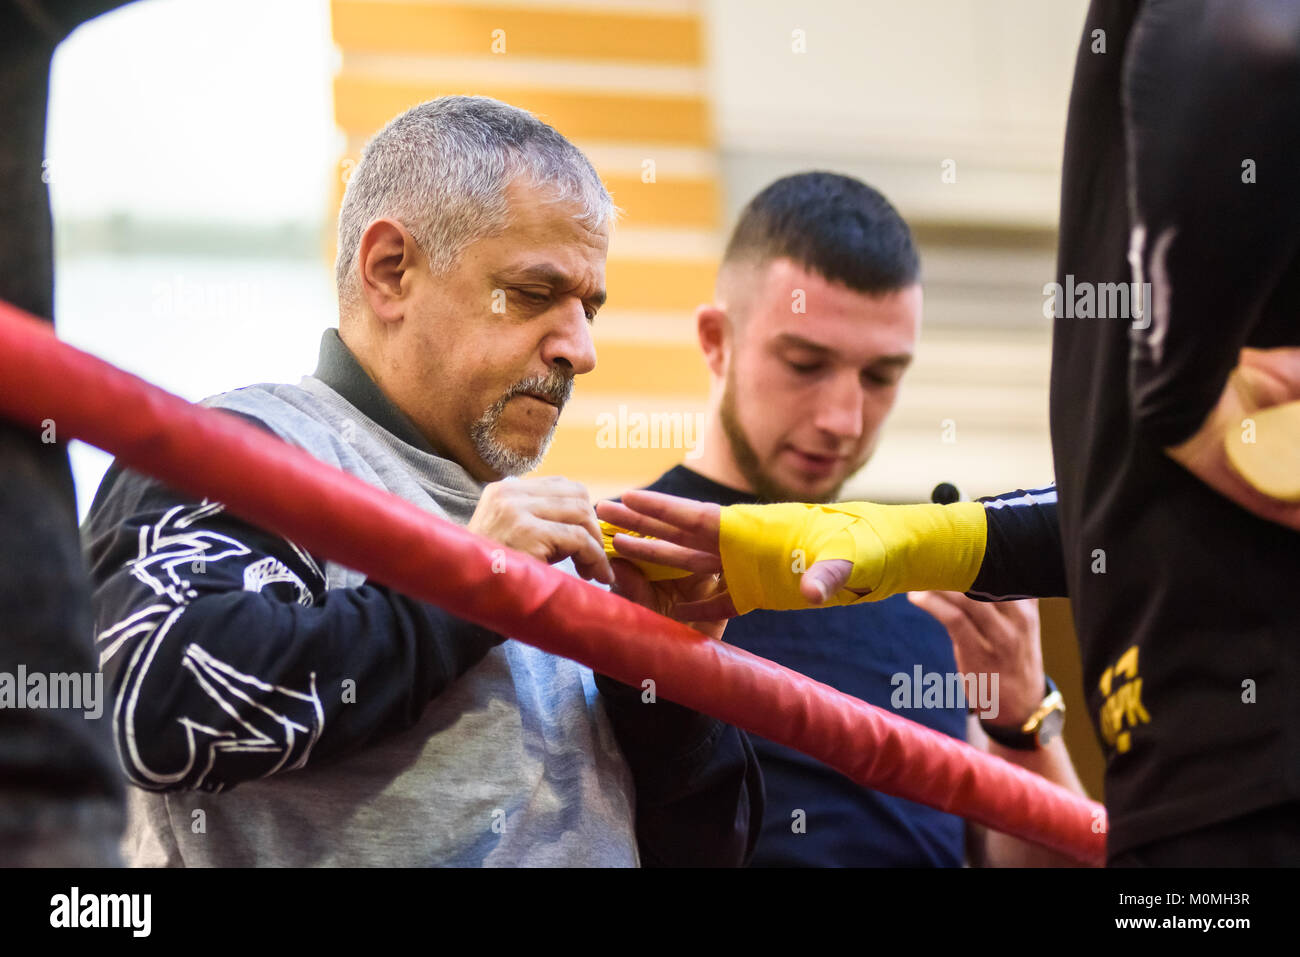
<box><xmin>0</xmin><ymin>299</ymin><xmax>1107</xmax><ymax>865</ymax></box>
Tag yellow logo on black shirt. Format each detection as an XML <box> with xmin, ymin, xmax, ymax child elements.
<box><xmin>1098</xmin><ymin>645</ymin><xmax>1150</xmax><ymax>754</ymax></box>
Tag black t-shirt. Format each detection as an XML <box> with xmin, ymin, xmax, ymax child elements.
<box><xmin>645</xmin><ymin>465</ymin><xmax>967</xmax><ymax>867</ymax></box>
<box><xmin>1048</xmin><ymin>0</ymin><xmax>1300</xmax><ymax>857</ymax></box>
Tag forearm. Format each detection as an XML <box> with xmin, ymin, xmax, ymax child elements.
<box><xmin>102</xmin><ymin>585</ymin><xmax>502</xmax><ymax>792</ymax></box>
<box><xmin>86</xmin><ymin>464</ymin><xmax>503</xmax><ymax>792</ymax></box>
<box><xmin>967</xmin><ymin>486</ymin><xmax>1067</xmax><ymax>601</ymax></box>
<box><xmin>607</xmin><ymin>483</ymin><xmax>1067</xmax><ymax>612</ymax></box>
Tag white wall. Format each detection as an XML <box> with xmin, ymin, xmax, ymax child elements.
<box><xmin>705</xmin><ymin>0</ymin><xmax>1091</xmax><ymax>500</ymax></box>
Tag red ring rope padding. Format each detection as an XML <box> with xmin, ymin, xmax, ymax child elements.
<box><xmin>0</xmin><ymin>300</ymin><xmax>1107</xmax><ymax>864</ymax></box>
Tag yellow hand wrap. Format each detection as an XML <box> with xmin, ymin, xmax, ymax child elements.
<box><xmin>599</xmin><ymin>520</ymin><xmax>693</xmax><ymax>581</ymax></box>
<box><xmin>718</xmin><ymin>501</ymin><xmax>988</xmax><ymax>614</ymax></box>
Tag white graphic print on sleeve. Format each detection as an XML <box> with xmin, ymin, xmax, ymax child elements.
<box><xmin>101</xmin><ymin>499</ymin><xmax>325</xmax><ymax>790</ymax></box>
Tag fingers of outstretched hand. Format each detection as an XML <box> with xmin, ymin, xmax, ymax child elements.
<box><xmin>610</xmin><ymin>532</ymin><xmax>721</xmax><ymax>575</ymax></box>
<box><xmin>596</xmin><ymin>499</ymin><xmax>701</xmax><ymax>550</ymax></box>
<box><xmin>618</xmin><ymin>489</ymin><xmax>722</xmax><ymax>547</ymax></box>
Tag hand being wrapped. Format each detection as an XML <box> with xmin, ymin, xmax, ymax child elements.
<box><xmin>597</xmin><ymin>490</ymin><xmax>988</xmax><ymax>617</ymax></box>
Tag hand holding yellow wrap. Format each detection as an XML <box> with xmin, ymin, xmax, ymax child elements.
<box><xmin>599</xmin><ymin>520</ymin><xmax>692</xmax><ymax>581</ymax></box>
<box><xmin>718</xmin><ymin>501</ymin><xmax>988</xmax><ymax>614</ymax></box>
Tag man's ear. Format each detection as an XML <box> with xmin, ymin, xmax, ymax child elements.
<box><xmin>358</xmin><ymin>218</ymin><xmax>421</xmax><ymax>324</ymax></box>
<box><xmin>696</xmin><ymin>304</ymin><xmax>730</xmax><ymax>379</ymax></box>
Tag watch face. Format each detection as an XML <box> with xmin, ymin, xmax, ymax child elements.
<box><xmin>1038</xmin><ymin>709</ymin><xmax>1065</xmax><ymax>744</ymax></box>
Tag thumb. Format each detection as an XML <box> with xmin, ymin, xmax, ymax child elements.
<box><xmin>801</xmin><ymin>559</ymin><xmax>855</xmax><ymax>605</ymax></box>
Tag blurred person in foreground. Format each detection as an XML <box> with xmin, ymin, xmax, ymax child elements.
<box><xmin>0</xmin><ymin>0</ymin><xmax>136</xmax><ymax>866</ymax></box>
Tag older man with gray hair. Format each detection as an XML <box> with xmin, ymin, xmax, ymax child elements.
<box><xmin>82</xmin><ymin>95</ymin><xmax>760</xmax><ymax>866</ymax></box>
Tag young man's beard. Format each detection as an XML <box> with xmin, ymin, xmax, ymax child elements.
<box><xmin>717</xmin><ymin>364</ymin><xmax>851</xmax><ymax>505</ymax></box>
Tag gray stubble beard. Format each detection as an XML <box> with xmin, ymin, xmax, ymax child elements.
<box><xmin>470</xmin><ymin>368</ymin><xmax>574</xmax><ymax>477</ymax></box>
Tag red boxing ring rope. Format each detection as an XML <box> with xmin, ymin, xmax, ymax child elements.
<box><xmin>0</xmin><ymin>300</ymin><xmax>1107</xmax><ymax>864</ymax></box>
